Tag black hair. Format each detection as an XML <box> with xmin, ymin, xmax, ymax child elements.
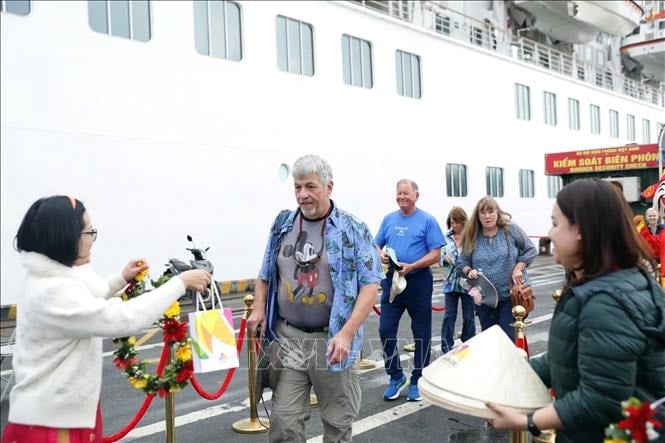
<box><xmin>556</xmin><ymin>179</ymin><xmax>653</xmax><ymax>285</ymax></box>
<box><xmin>15</xmin><ymin>196</ymin><xmax>87</xmax><ymax>266</ymax></box>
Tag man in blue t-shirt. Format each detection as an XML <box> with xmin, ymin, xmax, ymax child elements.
<box><xmin>374</xmin><ymin>179</ymin><xmax>445</xmax><ymax>402</ymax></box>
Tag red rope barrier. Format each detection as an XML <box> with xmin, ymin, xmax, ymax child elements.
<box><xmin>102</xmin><ymin>343</ymin><xmax>170</xmax><ymax>442</ymax></box>
<box><xmin>189</xmin><ymin>318</ymin><xmax>247</xmax><ymax>400</ymax></box>
<box><xmin>372</xmin><ymin>305</ymin><xmax>381</xmax><ymax>316</ymax></box>
<box><xmin>431</xmin><ymin>306</ymin><xmax>446</xmax><ymax>312</ymax></box>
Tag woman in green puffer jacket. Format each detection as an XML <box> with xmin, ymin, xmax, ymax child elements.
<box><xmin>488</xmin><ymin>179</ymin><xmax>665</xmax><ymax>442</ymax></box>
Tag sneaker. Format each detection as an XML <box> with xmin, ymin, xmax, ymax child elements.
<box><xmin>383</xmin><ymin>375</ymin><xmax>408</xmax><ymax>400</ymax></box>
<box><xmin>407</xmin><ymin>384</ymin><xmax>422</xmax><ymax>402</ymax></box>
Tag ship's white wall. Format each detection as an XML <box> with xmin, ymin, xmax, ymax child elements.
<box><xmin>1</xmin><ymin>1</ymin><xmax>663</xmax><ymax>305</ymax></box>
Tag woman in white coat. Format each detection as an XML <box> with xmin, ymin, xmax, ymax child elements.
<box><xmin>2</xmin><ymin>195</ymin><xmax>211</xmax><ymax>442</ymax></box>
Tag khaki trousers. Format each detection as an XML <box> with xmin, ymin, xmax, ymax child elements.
<box><xmin>269</xmin><ymin>320</ymin><xmax>361</xmax><ymax>443</ymax></box>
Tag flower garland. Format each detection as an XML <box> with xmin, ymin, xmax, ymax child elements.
<box><xmin>604</xmin><ymin>397</ymin><xmax>664</xmax><ymax>443</ymax></box>
<box><xmin>112</xmin><ymin>269</ymin><xmax>193</xmax><ymax>397</ymax></box>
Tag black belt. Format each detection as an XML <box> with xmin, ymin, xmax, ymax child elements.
<box><xmin>283</xmin><ymin>320</ymin><xmax>328</xmax><ymax>333</ymax></box>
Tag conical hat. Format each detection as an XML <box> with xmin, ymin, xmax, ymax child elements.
<box><xmin>418</xmin><ymin>325</ymin><xmax>551</xmax><ymax>419</ymax></box>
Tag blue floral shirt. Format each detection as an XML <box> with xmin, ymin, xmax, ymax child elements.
<box><xmin>440</xmin><ymin>229</ymin><xmax>467</xmax><ymax>294</ymax></box>
<box><xmin>258</xmin><ymin>201</ymin><xmax>384</xmax><ymax>371</ymax></box>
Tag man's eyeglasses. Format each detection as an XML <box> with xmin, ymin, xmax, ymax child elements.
<box><xmin>82</xmin><ymin>228</ymin><xmax>98</xmax><ymax>242</ymax></box>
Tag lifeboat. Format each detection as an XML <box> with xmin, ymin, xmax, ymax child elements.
<box><xmin>620</xmin><ymin>10</ymin><xmax>665</xmax><ymax>83</ymax></box>
<box><xmin>513</xmin><ymin>1</ymin><xmax>643</xmax><ymax>44</ymax></box>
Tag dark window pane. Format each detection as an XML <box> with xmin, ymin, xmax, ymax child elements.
<box><xmin>445</xmin><ymin>164</ymin><xmax>452</xmax><ymax>197</ymax></box>
<box><xmin>226</xmin><ymin>1</ymin><xmax>242</xmax><ymax>61</ymax></box>
<box><xmin>362</xmin><ymin>40</ymin><xmax>372</xmax><ymax>88</ymax></box>
<box><xmin>6</xmin><ymin>0</ymin><xmax>30</xmax><ymax>15</ymax></box>
<box><xmin>110</xmin><ymin>0</ymin><xmax>130</xmax><ymax>38</ymax></box>
<box><xmin>276</xmin><ymin>16</ymin><xmax>288</xmax><ymax>72</ymax></box>
<box><xmin>301</xmin><ymin>22</ymin><xmax>313</xmax><ymax>76</ymax></box>
<box><xmin>88</xmin><ymin>0</ymin><xmax>109</xmax><ymax>34</ymax></box>
<box><xmin>351</xmin><ymin>36</ymin><xmax>362</xmax><ymax>86</ymax></box>
<box><xmin>402</xmin><ymin>53</ymin><xmax>413</xmax><ymax>97</ymax></box>
<box><xmin>412</xmin><ymin>55</ymin><xmax>421</xmax><ymax>98</ymax></box>
<box><xmin>287</xmin><ymin>18</ymin><xmax>302</xmax><ymax>74</ymax></box>
<box><xmin>131</xmin><ymin>0</ymin><xmax>150</xmax><ymax>42</ymax></box>
<box><xmin>395</xmin><ymin>51</ymin><xmax>403</xmax><ymax>95</ymax></box>
<box><xmin>342</xmin><ymin>35</ymin><xmax>351</xmax><ymax>85</ymax></box>
<box><xmin>193</xmin><ymin>1</ymin><xmax>209</xmax><ymax>55</ymax></box>
<box><xmin>209</xmin><ymin>0</ymin><xmax>227</xmax><ymax>58</ymax></box>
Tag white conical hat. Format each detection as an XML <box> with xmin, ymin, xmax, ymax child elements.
<box><xmin>418</xmin><ymin>325</ymin><xmax>552</xmax><ymax>419</ymax></box>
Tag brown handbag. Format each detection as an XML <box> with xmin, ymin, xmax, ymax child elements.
<box><xmin>510</xmin><ymin>283</ymin><xmax>535</xmax><ymax>313</ymax></box>
<box><xmin>505</xmin><ymin>230</ymin><xmax>535</xmax><ymax>313</ymax></box>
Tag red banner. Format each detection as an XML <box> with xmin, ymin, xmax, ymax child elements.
<box><xmin>544</xmin><ymin>144</ymin><xmax>658</xmax><ymax>175</ymax></box>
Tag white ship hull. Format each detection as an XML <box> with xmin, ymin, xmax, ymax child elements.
<box><xmin>1</xmin><ymin>1</ymin><xmax>664</xmax><ymax>305</ymax></box>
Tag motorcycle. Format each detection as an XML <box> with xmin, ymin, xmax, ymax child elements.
<box><xmin>164</xmin><ymin>235</ymin><xmax>216</xmax><ymax>308</ymax></box>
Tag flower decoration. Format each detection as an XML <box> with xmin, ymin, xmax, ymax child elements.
<box><xmin>605</xmin><ymin>397</ymin><xmax>664</xmax><ymax>443</ymax></box>
<box><xmin>112</xmin><ymin>266</ymin><xmax>193</xmax><ymax>395</ymax></box>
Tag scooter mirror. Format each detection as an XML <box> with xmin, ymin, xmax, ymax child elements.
<box><xmin>187</xmin><ymin>235</ymin><xmax>193</xmax><ymax>242</ymax></box>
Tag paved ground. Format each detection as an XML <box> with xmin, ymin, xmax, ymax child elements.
<box><xmin>0</xmin><ymin>256</ymin><xmax>564</xmax><ymax>442</ymax></box>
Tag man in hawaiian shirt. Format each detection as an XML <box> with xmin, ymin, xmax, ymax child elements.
<box><xmin>248</xmin><ymin>154</ymin><xmax>383</xmax><ymax>442</ymax></box>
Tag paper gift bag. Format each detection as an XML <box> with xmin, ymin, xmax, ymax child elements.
<box><xmin>188</xmin><ymin>284</ymin><xmax>239</xmax><ymax>373</ymax></box>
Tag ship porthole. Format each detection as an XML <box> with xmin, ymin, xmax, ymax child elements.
<box><xmin>277</xmin><ymin>163</ymin><xmax>290</xmax><ymax>182</ymax></box>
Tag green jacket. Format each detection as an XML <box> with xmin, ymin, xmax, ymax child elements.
<box><xmin>530</xmin><ymin>267</ymin><xmax>665</xmax><ymax>443</ymax></box>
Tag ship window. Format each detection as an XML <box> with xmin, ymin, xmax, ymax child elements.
<box><xmin>547</xmin><ymin>176</ymin><xmax>562</xmax><ymax>199</ymax></box>
<box><xmin>0</xmin><ymin>0</ymin><xmax>30</xmax><ymax>15</ymax></box>
<box><xmin>543</xmin><ymin>92</ymin><xmax>557</xmax><ymax>126</ymax></box>
<box><xmin>435</xmin><ymin>14</ymin><xmax>450</xmax><ymax>35</ymax></box>
<box><xmin>395</xmin><ymin>50</ymin><xmax>421</xmax><ymax>99</ymax></box>
<box><xmin>276</xmin><ymin>15</ymin><xmax>314</xmax><ymax>76</ymax></box>
<box><xmin>519</xmin><ymin>170</ymin><xmax>535</xmax><ymax>198</ymax></box>
<box><xmin>88</xmin><ymin>0</ymin><xmax>151</xmax><ymax>42</ymax></box>
<box><xmin>194</xmin><ymin>1</ymin><xmax>242</xmax><ymax>61</ymax></box>
<box><xmin>341</xmin><ymin>35</ymin><xmax>373</xmax><ymax>89</ymax></box>
<box><xmin>515</xmin><ymin>83</ymin><xmax>531</xmax><ymax>121</ymax></box>
<box><xmin>445</xmin><ymin>163</ymin><xmax>468</xmax><ymax>197</ymax></box>
<box><xmin>590</xmin><ymin>104</ymin><xmax>601</xmax><ymax>135</ymax></box>
<box><xmin>486</xmin><ymin>167</ymin><xmax>504</xmax><ymax>197</ymax></box>
<box><xmin>627</xmin><ymin>114</ymin><xmax>636</xmax><ymax>141</ymax></box>
<box><xmin>609</xmin><ymin>110</ymin><xmax>619</xmax><ymax>138</ymax></box>
<box><xmin>568</xmin><ymin>98</ymin><xmax>580</xmax><ymax>130</ymax></box>
<box><xmin>643</xmin><ymin>119</ymin><xmax>651</xmax><ymax>143</ymax></box>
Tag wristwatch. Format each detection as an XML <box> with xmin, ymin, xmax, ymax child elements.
<box><xmin>526</xmin><ymin>413</ymin><xmax>541</xmax><ymax>437</ymax></box>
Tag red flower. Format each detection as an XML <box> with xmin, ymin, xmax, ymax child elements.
<box><xmin>176</xmin><ymin>360</ymin><xmax>194</xmax><ymax>384</ymax></box>
<box><xmin>113</xmin><ymin>357</ymin><xmax>129</xmax><ymax>370</ymax></box>
<box><xmin>618</xmin><ymin>401</ymin><xmax>663</xmax><ymax>443</ymax></box>
<box><xmin>162</xmin><ymin>319</ymin><xmax>188</xmax><ymax>344</ymax></box>
<box><xmin>158</xmin><ymin>387</ymin><xmax>168</xmax><ymax>398</ymax></box>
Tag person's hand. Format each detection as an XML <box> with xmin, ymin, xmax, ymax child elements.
<box><xmin>327</xmin><ymin>329</ymin><xmax>353</xmax><ymax>365</ymax></box>
<box><xmin>178</xmin><ymin>269</ymin><xmax>211</xmax><ymax>293</ymax></box>
<box><xmin>247</xmin><ymin>309</ymin><xmax>266</xmax><ymax>336</ymax></box>
<box><xmin>398</xmin><ymin>263</ymin><xmax>412</xmax><ymax>277</ymax></box>
<box><xmin>443</xmin><ymin>254</ymin><xmax>453</xmax><ymax>265</ymax></box>
<box><xmin>485</xmin><ymin>402</ymin><xmax>527</xmax><ymax>430</ymax></box>
<box><xmin>469</xmin><ymin>287</ymin><xmax>482</xmax><ymax>305</ymax></box>
<box><xmin>512</xmin><ymin>267</ymin><xmax>524</xmax><ymax>285</ymax></box>
<box><xmin>379</xmin><ymin>249</ymin><xmax>389</xmax><ymax>265</ymax></box>
<box><xmin>122</xmin><ymin>259</ymin><xmax>149</xmax><ymax>282</ymax></box>
<box><xmin>467</xmin><ymin>268</ymin><xmax>479</xmax><ymax>279</ymax></box>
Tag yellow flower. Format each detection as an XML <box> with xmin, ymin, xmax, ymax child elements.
<box><xmin>127</xmin><ymin>336</ymin><xmax>136</xmax><ymax>346</ymax></box>
<box><xmin>136</xmin><ymin>268</ymin><xmax>149</xmax><ymax>282</ymax></box>
<box><xmin>175</xmin><ymin>343</ymin><xmax>192</xmax><ymax>362</ymax></box>
<box><xmin>169</xmin><ymin>385</ymin><xmax>181</xmax><ymax>393</ymax></box>
<box><xmin>164</xmin><ymin>301</ymin><xmax>180</xmax><ymax>319</ymax></box>
<box><xmin>128</xmin><ymin>376</ymin><xmax>148</xmax><ymax>389</ymax></box>
<box><xmin>604</xmin><ymin>439</ymin><xmax>626</xmax><ymax>443</ymax></box>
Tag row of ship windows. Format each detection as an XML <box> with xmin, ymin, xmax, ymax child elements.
<box><xmin>2</xmin><ymin>0</ymin><xmax>423</xmax><ymax>98</ymax></box>
<box><xmin>445</xmin><ymin>164</ymin><xmax>562</xmax><ymax>200</ymax></box>
<box><xmin>514</xmin><ymin>84</ymin><xmax>664</xmax><ymax>142</ymax></box>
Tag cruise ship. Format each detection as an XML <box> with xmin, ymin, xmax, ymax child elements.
<box><xmin>1</xmin><ymin>0</ymin><xmax>664</xmax><ymax>306</ymax></box>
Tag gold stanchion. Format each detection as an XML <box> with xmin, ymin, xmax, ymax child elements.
<box><xmin>552</xmin><ymin>289</ymin><xmax>562</xmax><ymax>303</ymax></box>
<box><xmin>509</xmin><ymin>305</ymin><xmax>529</xmax><ymax>443</ymax></box>
<box><xmin>233</xmin><ymin>295</ymin><xmax>270</xmax><ymax>433</ymax></box>
<box><xmin>165</xmin><ymin>345</ymin><xmax>176</xmax><ymax>443</ymax></box>
<box><xmin>359</xmin><ymin>346</ymin><xmax>376</xmax><ymax>369</ymax></box>
<box><xmin>403</xmin><ymin>343</ymin><xmax>415</xmax><ymax>352</ymax></box>
<box><xmin>310</xmin><ymin>391</ymin><xmax>319</xmax><ymax>407</ymax></box>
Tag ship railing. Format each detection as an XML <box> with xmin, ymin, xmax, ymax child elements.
<box><xmin>347</xmin><ymin>0</ymin><xmax>664</xmax><ymax>108</ymax></box>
